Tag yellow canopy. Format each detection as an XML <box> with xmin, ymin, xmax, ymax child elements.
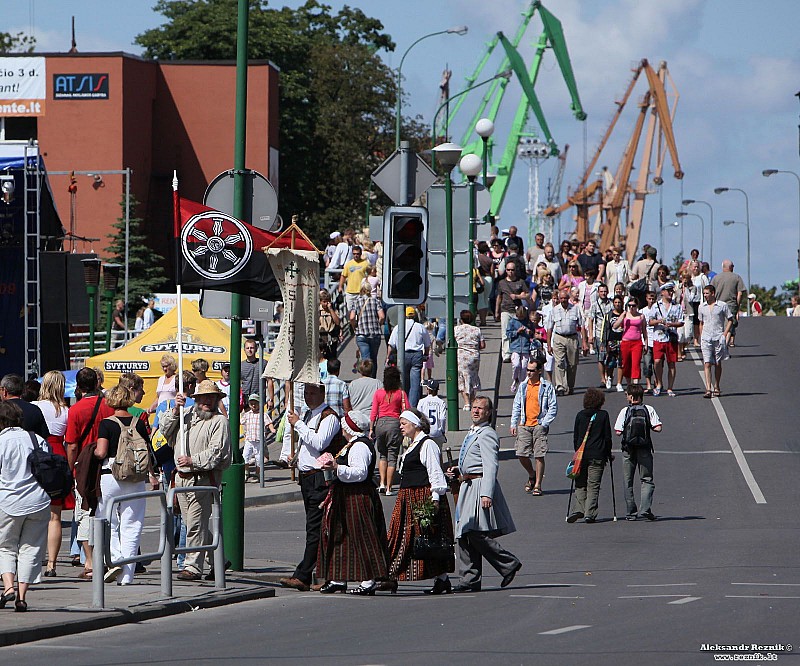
<box><xmin>87</xmin><ymin>298</ymin><xmax>233</xmax><ymax>408</ymax></box>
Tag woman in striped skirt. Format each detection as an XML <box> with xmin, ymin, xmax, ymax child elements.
<box><xmin>385</xmin><ymin>409</ymin><xmax>454</xmax><ymax>594</ymax></box>
<box><xmin>317</xmin><ymin>411</ymin><xmax>388</xmax><ymax>595</ymax></box>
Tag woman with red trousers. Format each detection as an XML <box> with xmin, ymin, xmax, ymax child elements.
<box><xmin>614</xmin><ymin>298</ymin><xmax>647</xmax><ymax>391</ymax></box>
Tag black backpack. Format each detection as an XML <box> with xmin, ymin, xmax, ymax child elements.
<box><xmin>27</xmin><ymin>432</ymin><xmax>73</xmax><ymax>500</ymax></box>
<box><xmin>622</xmin><ymin>405</ymin><xmax>652</xmax><ymax>450</ymax></box>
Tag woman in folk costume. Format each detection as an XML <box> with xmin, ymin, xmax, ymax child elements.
<box><xmin>384</xmin><ymin>408</ymin><xmax>455</xmax><ymax>594</ymax></box>
<box><xmin>317</xmin><ymin>410</ymin><xmax>389</xmax><ymax>596</ymax></box>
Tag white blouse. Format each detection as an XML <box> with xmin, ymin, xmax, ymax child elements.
<box><xmin>335</xmin><ymin>438</ymin><xmax>372</xmax><ymax>483</ymax></box>
<box><xmin>32</xmin><ymin>400</ymin><xmax>69</xmax><ymax>437</ymax></box>
<box><xmin>400</xmin><ymin>431</ymin><xmax>448</xmax><ymax>501</ymax></box>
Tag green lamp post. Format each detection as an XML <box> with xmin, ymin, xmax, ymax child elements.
<box><xmin>81</xmin><ymin>258</ymin><xmax>102</xmax><ymax>358</ymax></box>
<box><xmin>460</xmin><ymin>153</ymin><xmax>483</xmax><ymax>318</ymax></box>
<box><xmin>102</xmin><ymin>263</ymin><xmax>122</xmax><ymax>352</ymax></box>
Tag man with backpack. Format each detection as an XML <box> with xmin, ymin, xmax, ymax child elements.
<box><xmin>613</xmin><ymin>384</ymin><xmax>662</xmax><ymax>521</ymax></box>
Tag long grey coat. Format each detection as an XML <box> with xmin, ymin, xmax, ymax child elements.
<box><xmin>454</xmin><ymin>423</ymin><xmax>516</xmax><ymax>539</ymax></box>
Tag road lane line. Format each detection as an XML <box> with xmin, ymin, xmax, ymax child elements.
<box><xmin>618</xmin><ymin>594</ymin><xmax>693</xmax><ymax>599</ymax></box>
<box><xmin>626</xmin><ymin>583</ymin><xmax>697</xmax><ymax>587</ymax></box>
<box><xmin>668</xmin><ymin>597</ymin><xmax>702</xmax><ymax>604</ymax></box>
<box><xmin>726</xmin><ymin>595</ymin><xmax>800</xmax><ymax>599</ymax></box>
<box><xmin>731</xmin><ymin>582</ymin><xmax>800</xmax><ymax>586</ymax></box>
<box><xmin>510</xmin><ymin>594</ymin><xmax>584</xmax><ymax>599</ymax></box>
<box><xmin>697</xmin><ymin>369</ymin><xmax>767</xmax><ymax>504</ymax></box>
<box><xmin>525</xmin><ymin>583</ymin><xmax>597</xmax><ymax>587</ymax></box>
<box><xmin>539</xmin><ymin>625</ymin><xmax>591</xmax><ymax>635</ymax></box>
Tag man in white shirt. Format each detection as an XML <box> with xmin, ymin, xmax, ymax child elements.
<box><xmin>387</xmin><ymin>308</ymin><xmax>431</xmax><ymax>408</ymax></box>
<box><xmin>648</xmin><ymin>282</ymin><xmax>684</xmax><ymax>397</ymax></box>
<box><xmin>698</xmin><ymin>284</ymin><xmax>735</xmax><ymax>398</ymax></box>
<box><xmin>279</xmin><ymin>383</ymin><xmax>342</xmax><ymax>591</ymax></box>
<box><xmin>604</xmin><ymin>247</ymin><xmax>631</xmax><ymax>289</ymax></box>
<box><xmin>638</xmin><ymin>290</ymin><xmax>658</xmax><ymax>393</ymax></box>
<box><xmin>328</xmin><ymin>227</ymin><xmax>355</xmax><ymax>278</ymax></box>
<box><xmin>142</xmin><ymin>299</ymin><xmax>156</xmax><ymax>329</ymax></box>
<box><xmin>417</xmin><ymin>379</ymin><xmax>447</xmax><ymax>446</ymax></box>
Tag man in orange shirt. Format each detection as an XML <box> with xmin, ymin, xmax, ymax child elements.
<box><xmin>509</xmin><ymin>358</ymin><xmax>558</xmax><ymax>495</ymax></box>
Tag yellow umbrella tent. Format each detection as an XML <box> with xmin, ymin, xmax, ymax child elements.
<box><xmin>87</xmin><ymin>299</ymin><xmax>233</xmax><ymax>408</ymax></box>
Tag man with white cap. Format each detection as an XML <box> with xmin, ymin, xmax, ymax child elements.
<box><xmin>647</xmin><ymin>281</ymin><xmax>684</xmax><ymax>397</ymax></box>
<box><xmin>160</xmin><ymin>380</ymin><xmax>231</xmax><ymax>581</ymax></box>
<box><xmin>748</xmin><ymin>293</ymin><xmax>763</xmax><ymax>316</ymax></box>
<box><xmin>417</xmin><ymin>379</ymin><xmax>447</xmax><ymax>446</ymax></box>
<box><xmin>324</xmin><ymin>231</ymin><xmax>341</xmax><ymax>268</ymax></box>
<box><xmin>387</xmin><ymin>308</ymin><xmax>431</xmax><ymax>408</ymax></box>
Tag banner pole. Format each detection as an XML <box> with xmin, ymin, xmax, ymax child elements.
<box><xmin>173</xmin><ymin>172</ymin><xmax>186</xmax><ymax>451</ymax></box>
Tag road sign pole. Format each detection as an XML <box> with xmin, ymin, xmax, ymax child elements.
<box><xmin>396</xmin><ymin>141</ymin><xmax>411</xmax><ymax>382</ymax></box>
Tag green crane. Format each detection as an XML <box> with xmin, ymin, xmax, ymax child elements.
<box><xmin>441</xmin><ymin>1</ymin><xmax>586</xmax><ymax>221</ymax></box>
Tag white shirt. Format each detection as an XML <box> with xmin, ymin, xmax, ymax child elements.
<box><xmin>640</xmin><ymin>305</ymin><xmax>656</xmax><ymax>346</ymax></box>
<box><xmin>335</xmin><ymin>438</ymin><xmax>372</xmax><ymax>483</ymax></box>
<box><xmin>649</xmin><ymin>299</ymin><xmax>684</xmax><ymax>343</ymax></box>
<box><xmin>280</xmin><ymin>404</ymin><xmax>341</xmax><ymax>471</ymax></box>
<box><xmin>417</xmin><ymin>395</ymin><xmax>447</xmax><ymax>440</ymax></box>
<box><xmin>605</xmin><ymin>259</ymin><xmax>631</xmax><ymax>287</ymax></box>
<box><xmin>388</xmin><ymin>320</ymin><xmax>431</xmax><ymax>353</ymax></box>
<box><xmin>329</xmin><ymin>241</ymin><xmax>352</xmax><ymax>270</ymax></box>
<box><xmin>614</xmin><ymin>404</ymin><xmax>662</xmax><ymax>433</ymax></box>
<box><xmin>398</xmin><ymin>432</ymin><xmax>448</xmax><ymax>501</ymax></box>
<box><xmin>216</xmin><ymin>380</ymin><xmax>231</xmax><ymax>412</ymax></box>
<box><xmin>698</xmin><ymin>301</ymin><xmax>733</xmax><ymax>340</ymax></box>
<box><xmin>143</xmin><ymin>307</ymin><xmax>155</xmax><ymax>329</ymax></box>
<box><xmin>32</xmin><ymin>400</ymin><xmax>69</xmax><ymax>437</ymax></box>
<box><xmin>0</xmin><ymin>427</ymin><xmax>51</xmax><ymax>516</ymax></box>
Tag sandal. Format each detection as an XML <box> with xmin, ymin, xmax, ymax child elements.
<box><xmin>14</xmin><ymin>599</ymin><xmax>27</xmax><ymax>613</ymax></box>
<box><xmin>0</xmin><ymin>588</ymin><xmax>15</xmax><ymax>609</ymax></box>
<box><xmin>532</xmin><ymin>488</ymin><xmax>543</xmax><ymax>496</ymax></box>
<box><xmin>524</xmin><ymin>478</ymin><xmax>535</xmax><ymax>493</ymax></box>
<box><xmin>703</xmin><ymin>390</ymin><xmax>712</xmax><ymax>399</ymax></box>
<box><xmin>712</xmin><ymin>389</ymin><xmax>721</xmax><ymax>397</ymax></box>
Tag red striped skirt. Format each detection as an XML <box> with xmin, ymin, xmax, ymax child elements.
<box><xmin>318</xmin><ymin>481</ymin><xmax>388</xmax><ymax>582</ymax></box>
<box><xmin>387</xmin><ymin>486</ymin><xmax>455</xmax><ymax>581</ymax></box>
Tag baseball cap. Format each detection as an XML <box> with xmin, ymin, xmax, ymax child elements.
<box><xmin>422</xmin><ymin>379</ymin><xmax>439</xmax><ymax>392</ymax></box>
<box><xmin>405</xmin><ymin>306</ymin><xmax>416</xmax><ymax>317</ymax></box>
<box><xmin>660</xmin><ymin>281</ymin><xmax>675</xmax><ymax>291</ymax></box>
<box><xmin>248</xmin><ymin>393</ymin><xmax>260</xmax><ymax>403</ymax></box>
<box><xmin>330</xmin><ymin>231</ymin><xmax>342</xmax><ymax>239</ymax></box>
<box><xmin>221</xmin><ymin>362</ymin><xmax>231</xmax><ymax>370</ymax></box>
<box><xmin>748</xmin><ymin>293</ymin><xmax>756</xmax><ymax>299</ymax></box>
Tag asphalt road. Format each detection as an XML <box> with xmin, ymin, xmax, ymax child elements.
<box><xmin>7</xmin><ymin>317</ymin><xmax>800</xmax><ymax>666</ymax></box>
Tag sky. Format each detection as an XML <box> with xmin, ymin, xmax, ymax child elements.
<box><xmin>5</xmin><ymin>0</ymin><xmax>800</xmax><ymax>289</ymax></box>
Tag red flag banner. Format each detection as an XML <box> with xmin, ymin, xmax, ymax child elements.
<box><xmin>173</xmin><ymin>194</ymin><xmax>317</xmax><ymax>300</ymax></box>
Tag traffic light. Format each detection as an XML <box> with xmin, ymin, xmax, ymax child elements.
<box><xmin>382</xmin><ymin>205</ymin><xmax>428</xmax><ymax>305</ymax></box>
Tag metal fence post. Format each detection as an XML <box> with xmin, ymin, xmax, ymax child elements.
<box><xmin>212</xmin><ymin>492</ymin><xmax>226</xmax><ymax>589</ymax></box>
<box><xmin>162</xmin><ymin>504</ymin><xmax>174</xmax><ymax>598</ymax></box>
<box><xmin>91</xmin><ymin>517</ymin><xmax>106</xmax><ymax>609</ymax></box>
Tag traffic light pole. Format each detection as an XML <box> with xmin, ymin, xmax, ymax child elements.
<box><xmin>395</xmin><ymin>141</ymin><xmax>411</xmax><ymax>383</ymax></box>
<box><xmin>444</xmin><ymin>174</ymin><xmax>459</xmax><ymax>431</ymax></box>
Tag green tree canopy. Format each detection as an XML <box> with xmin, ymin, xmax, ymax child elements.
<box><xmin>0</xmin><ymin>32</ymin><xmax>35</xmax><ymax>53</ymax></box>
<box><xmin>136</xmin><ymin>0</ymin><xmax>429</xmax><ymax>244</ymax></box>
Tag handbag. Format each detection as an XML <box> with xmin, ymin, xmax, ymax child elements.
<box><xmin>412</xmin><ymin>532</ymin><xmax>454</xmax><ymax>561</ymax></box>
<box><xmin>628</xmin><ymin>261</ymin><xmax>656</xmax><ymax>305</ymax></box>
<box><xmin>566</xmin><ymin>413</ymin><xmax>596</xmax><ymax>479</ymax></box>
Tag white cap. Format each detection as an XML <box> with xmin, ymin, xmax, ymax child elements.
<box><xmin>330</xmin><ymin>231</ymin><xmax>342</xmax><ymax>239</ymax></box>
<box><xmin>748</xmin><ymin>293</ymin><xmax>756</xmax><ymax>299</ymax></box>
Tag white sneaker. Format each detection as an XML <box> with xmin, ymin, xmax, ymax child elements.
<box><xmin>104</xmin><ymin>566</ymin><xmax>122</xmax><ymax>583</ymax></box>
<box><xmin>616</xmin><ymin>383</ymin><xmax>624</xmax><ymax>392</ymax></box>
<box><xmin>605</xmin><ymin>377</ymin><xmax>612</xmax><ymax>390</ymax></box>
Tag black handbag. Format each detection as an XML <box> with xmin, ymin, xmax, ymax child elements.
<box><xmin>628</xmin><ymin>261</ymin><xmax>656</xmax><ymax>306</ymax></box>
<box><xmin>412</xmin><ymin>531</ymin><xmax>454</xmax><ymax>561</ymax></box>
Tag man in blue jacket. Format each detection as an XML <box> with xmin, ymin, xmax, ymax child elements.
<box><xmin>510</xmin><ymin>358</ymin><xmax>557</xmax><ymax>495</ymax></box>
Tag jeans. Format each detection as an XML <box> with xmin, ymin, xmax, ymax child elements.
<box><xmin>356</xmin><ymin>335</ymin><xmax>382</xmax><ymax>376</ymax></box>
<box><xmin>404</xmin><ymin>349</ymin><xmax>424</xmax><ymax>407</ymax></box>
<box><xmin>436</xmin><ymin>319</ymin><xmax>447</xmax><ymax>343</ymax></box>
<box><xmin>622</xmin><ymin>447</ymin><xmax>655</xmax><ymax>515</ymax></box>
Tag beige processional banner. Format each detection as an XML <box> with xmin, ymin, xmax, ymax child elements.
<box><xmin>263</xmin><ymin>248</ymin><xmax>320</xmax><ymax>383</ymax></box>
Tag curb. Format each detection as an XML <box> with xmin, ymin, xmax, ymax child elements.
<box><xmin>244</xmin><ymin>488</ymin><xmax>302</xmax><ymax>507</ymax></box>
<box><xmin>0</xmin><ymin>585</ymin><xmax>276</xmax><ymax>648</ymax></box>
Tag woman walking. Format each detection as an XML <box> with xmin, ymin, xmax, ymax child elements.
<box><xmin>32</xmin><ymin>371</ymin><xmax>71</xmax><ymax>577</ymax></box>
<box><xmin>506</xmin><ymin>306</ymin><xmax>533</xmax><ymax>393</ymax></box>
<box><xmin>0</xmin><ymin>402</ymin><xmax>51</xmax><ymax>611</ymax></box>
<box><xmin>148</xmin><ymin>354</ymin><xmax>177</xmax><ymax>414</ymax></box>
<box><xmin>567</xmin><ymin>389</ymin><xmax>613</xmax><ymax>524</ymax></box>
<box><xmin>454</xmin><ymin>310</ymin><xmax>485</xmax><ymax>410</ymax></box>
<box><xmin>317</xmin><ymin>411</ymin><xmax>389</xmax><ymax>595</ymax></box>
<box><xmin>369</xmin><ymin>366</ymin><xmax>409</xmax><ymax>496</ymax></box>
<box><xmin>614</xmin><ymin>297</ymin><xmax>647</xmax><ymax>392</ymax></box>
<box><xmin>385</xmin><ymin>409</ymin><xmax>454</xmax><ymax>594</ymax></box>
<box><xmin>95</xmin><ymin>385</ymin><xmax>157</xmax><ymax>586</ymax></box>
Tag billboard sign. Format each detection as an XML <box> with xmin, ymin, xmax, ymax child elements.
<box><xmin>53</xmin><ymin>73</ymin><xmax>109</xmax><ymax>100</ymax></box>
<box><xmin>0</xmin><ymin>57</ymin><xmax>46</xmax><ymax>116</ymax></box>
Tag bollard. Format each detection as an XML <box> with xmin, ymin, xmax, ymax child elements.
<box><xmin>162</xmin><ymin>505</ymin><xmax>174</xmax><ymax>598</ymax></box>
<box><xmin>91</xmin><ymin>517</ymin><xmax>107</xmax><ymax>609</ymax></box>
<box><xmin>212</xmin><ymin>497</ymin><xmax>226</xmax><ymax>589</ymax></box>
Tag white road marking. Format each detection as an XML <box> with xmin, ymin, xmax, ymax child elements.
<box><xmin>525</xmin><ymin>583</ymin><xmax>597</xmax><ymax>587</ymax></box>
<box><xmin>731</xmin><ymin>582</ymin><xmax>800</xmax><ymax>586</ymax></box>
<box><xmin>626</xmin><ymin>583</ymin><xmax>697</xmax><ymax>587</ymax></box>
<box><xmin>510</xmin><ymin>594</ymin><xmax>584</xmax><ymax>599</ymax></box>
<box><xmin>668</xmin><ymin>596</ymin><xmax>702</xmax><ymax>604</ymax></box>
<box><xmin>726</xmin><ymin>595</ymin><xmax>800</xmax><ymax>599</ymax></box>
<box><xmin>539</xmin><ymin>625</ymin><xmax>592</xmax><ymax>635</ymax></box>
<box><xmin>618</xmin><ymin>594</ymin><xmax>693</xmax><ymax>599</ymax></box>
<box><xmin>697</xmin><ymin>369</ymin><xmax>767</xmax><ymax>504</ymax></box>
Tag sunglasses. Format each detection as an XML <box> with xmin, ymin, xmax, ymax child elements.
<box><xmin>526</xmin><ymin>368</ymin><xmax>539</xmax><ymax>374</ymax></box>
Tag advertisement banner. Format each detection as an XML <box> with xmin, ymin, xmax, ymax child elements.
<box><xmin>0</xmin><ymin>57</ymin><xmax>46</xmax><ymax>116</ymax></box>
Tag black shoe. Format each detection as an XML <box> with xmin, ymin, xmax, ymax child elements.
<box><xmin>204</xmin><ymin>560</ymin><xmax>233</xmax><ymax>581</ymax></box>
<box><xmin>452</xmin><ymin>583</ymin><xmax>481</xmax><ymax>593</ymax></box>
<box><xmin>501</xmin><ymin>562</ymin><xmax>522</xmax><ymax>588</ymax></box>
<box><xmin>44</xmin><ymin>568</ymin><xmax>57</xmax><ymax>578</ymax></box>
<box><xmin>639</xmin><ymin>510</ymin><xmax>657</xmax><ymax>521</ymax></box>
<box><xmin>424</xmin><ymin>578</ymin><xmax>452</xmax><ymax>595</ymax></box>
<box><xmin>583</xmin><ymin>516</ymin><xmax>596</xmax><ymax>524</ymax></box>
<box><xmin>566</xmin><ymin>512</ymin><xmax>584</xmax><ymax>524</ymax></box>
<box><xmin>625</xmin><ymin>514</ymin><xmax>638</xmax><ymax>521</ymax></box>
<box><xmin>135</xmin><ymin>562</ymin><xmax>147</xmax><ymax>574</ymax></box>
<box><xmin>319</xmin><ymin>580</ymin><xmax>347</xmax><ymax>594</ymax></box>
<box><xmin>555</xmin><ymin>388</ymin><xmax>566</xmax><ymax>396</ymax></box>
<box><xmin>347</xmin><ymin>582</ymin><xmax>377</xmax><ymax>596</ymax></box>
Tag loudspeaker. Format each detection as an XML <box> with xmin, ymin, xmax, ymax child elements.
<box><xmin>40</xmin><ymin>252</ymin><xmax>93</xmax><ymax>324</ymax></box>
<box><xmin>199</xmin><ymin>290</ymin><xmax>275</xmax><ymax>322</ymax></box>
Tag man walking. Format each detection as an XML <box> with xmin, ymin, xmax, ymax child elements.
<box><xmin>711</xmin><ymin>260</ymin><xmax>746</xmax><ymax>347</ymax></box>
<box><xmin>387</xmin><ymin>307</ymin><xmax>431</xmax><ymax>407</ymax></box>
<box><xmin>349</xmin><ymin>284</ymin><xmax>384</xmax><ymax>374</ymax></box>
<box><xmin>496</xmin><ymin>261</ymin><xmax>529</xmax><ymax>363</ymax></box>
<box><xmin>510</xmin><ymin>358</ymin><xmax>557</xmax><ymax>496</ymax></box>
<box><xmin>698</xmin><ymin>284</ymin><xmax>735</xmax><ymax>398</ymax></box>
<box><xmin>448</xmin><ymin>396</ymin><xmax>521</xmax><ymax>592</ymax></box>
<box><xmin>338</xmin><ymin>245</ymin><xmax>370</xmax><ymax>312</ymax></box>
<box><xmin>547</xmin><ymin>288</ymin><xmax>583</xmax><ymax>395</ymax></box>
<box><xmin>648</xmin><ymin>282</ymin><xmax>683</xmax><ymax>397</ymax></box>
<box><xmin>417</xmin><ymin>379</ymin><xmax>448</xmax><ymax>447</ymax></box>
<box><xmin>586</xmin><ymin>283</ymin><xmax>615</xmax><ymax>388</ymax></box>
<box><xmin>321</xmin><ymin>358</ymin><xmax>351</xmax><ymax>417</ymax></box>
<box><xmin>279</xmin><ymin>384</ymin><xmax>342</xmax><ymax>591</ymax></box>
<box><xmin>161</xmin><ymin>381</ymin><xmax>231</xmax><ymax>581</ymax></box>
<box><xmin>576</xmin><ymin>239</ymin><xmax>606</xmax><ymax>283</ymax></box>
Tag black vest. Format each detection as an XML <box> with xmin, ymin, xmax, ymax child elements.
<box><xmin>337</xmin><ymin>435</ymin><xmax>377</xmax><ymax>486</ymax></box>
<box><xmin>399</xmin><ymin>437</ymin><xmax>433</xmax><ymax>489</ymax></box>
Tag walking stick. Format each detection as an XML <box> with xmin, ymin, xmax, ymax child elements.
<box><xmin>565</xmin><ymin>478</ymin><xmax>575</xmax><ymax>521</ymax></box>
<box><xmin>608</xmin><ymin>455</ymin><xmax>618</xmax><ymax>522</ymax></box>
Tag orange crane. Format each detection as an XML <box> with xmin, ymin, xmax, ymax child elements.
<box><xmin>543</xmin><ymin>59</ymin><xmax>683</xmax><ymax>262</ymax></box>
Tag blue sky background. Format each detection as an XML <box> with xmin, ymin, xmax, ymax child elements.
<box><xmin>6</xmin><ymin>0</ymin><xmax>800</xmax><ymax>289</ymax></box>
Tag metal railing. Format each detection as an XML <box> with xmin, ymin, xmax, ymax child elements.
<box><xmin>90</xmin><ymin>486</ymin><xmax>224</xmax><ymax>609</ymax></box>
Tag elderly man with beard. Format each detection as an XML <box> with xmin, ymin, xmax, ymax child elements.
<box><xmin>160</xmin><ymin>380</ymin><xmax>231</xmax><ymax>581</ymax></box>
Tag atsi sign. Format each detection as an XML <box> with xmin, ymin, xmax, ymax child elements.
<box><xmin>53</xmin><ymin>73</ymin><xmax>109</xmax><ymax>99</ymax></box>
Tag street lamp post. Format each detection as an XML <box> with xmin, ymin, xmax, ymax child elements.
<box><xmin>432</xmin><ymin>142</ymin><xmax>463</xmax><ymax>432</ymax></box>
<box><xmin>476</xmin><ymin>118</ymin><xmax>495</xmax><ymax>225</ymax></box>
<box><xmin>762</xmin><ymin>169</ymin><xmax>800</xmax><ymax>292</ymax></box>
<box><xmin>460</xmin><ymin>153</ymin><xmax>483</xmax><ymax>318</ymax></box>
<box><xmin>81</xmin><ymin>258</ymin><xmax>102</xmax><ymax>358</ymax></box>
<box><xmin>682</xmin><ymin>199</ymin><xmax>715</xmax><ymax>269</ymax></box>
<box><xmin>395</xmin><ymin>26</ymin><xmax>468</xmax><ymax>150</ymax></box>
<box><xmin>715</xmin><ymin>187</ymin><xmax>751</xmax><ymax>315</ymax></box>
<box><xmin>675</xmin><ymin>211</ymin><xmax>704</xmax><ymax>259</ymax></box>
<box><xmin>102</xmin><ymin>263</ymin><xmax>122</xmax><ymax>352</ymax></box>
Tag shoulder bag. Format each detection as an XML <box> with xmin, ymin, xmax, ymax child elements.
<box><xmin>566</xmin><ymin>413</ymin><xmax>596</xmax><ymax>479</ymax></box>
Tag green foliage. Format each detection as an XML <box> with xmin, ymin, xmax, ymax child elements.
<box><xmin>104</xmin><ymin>195</ymin><xmax>168</xmax><ymax>322</ymax></box>
<box><xmin>135</xmin><ymin>0</ymin><xmax>429</xmax><ymax>245</ymax></box>
<box><xmin>0</xmin><ymin>32</ymin><xmax>35</xmax><ymax>53</ymax></box>
<box><xmin>669</xmin><ymin>253</ymin><xmax>685</xmax><ymax>277</ymax></box>
<box><xmin>749</xmin><ymin>284</ymin><xmax>792</xmax><ymax>316</ymax></box>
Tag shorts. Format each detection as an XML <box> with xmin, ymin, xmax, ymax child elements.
<box><xmin>652</xmin><ymin>339</ymin><xmax>678</xmax><ymax>364</ymax></box>
<box><xmin>701</xmin><ymin>337</ymin><xmax>730</xmax><ymax>364</ymax></box>
<box><xmin>515</xmin><ymin>424</ymin><xmax>548</xmax><ymax>458</ymax></box>
<box><xmin>594</xmin><ymin>337</ymin><xmax>607</xmax><ymax>363</ymax></box>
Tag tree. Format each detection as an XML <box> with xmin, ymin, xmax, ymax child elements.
<box><xmin>0</xmin><ymin>32</ymin><xmax>35</xmax><ymax>53</ymax></box>
<box><xmin>105</xmin><ymin>195</ymin><xmax>168</xmax><ymax>321</ymax></box>
<box><xmin>135</xmin><ymin>0</ymin><xmax>429</xmax><ymax>245</ymax></box>
<box><xmin>749</xmin><ymin>283</ymin><xmax>791</xmax><ymax>316</ymax></box>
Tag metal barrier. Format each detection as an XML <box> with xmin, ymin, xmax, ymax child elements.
<box><xmin>90</xmin><ymin>486</ymin><xmax>224</xmax><ymax>609</ymax></box>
